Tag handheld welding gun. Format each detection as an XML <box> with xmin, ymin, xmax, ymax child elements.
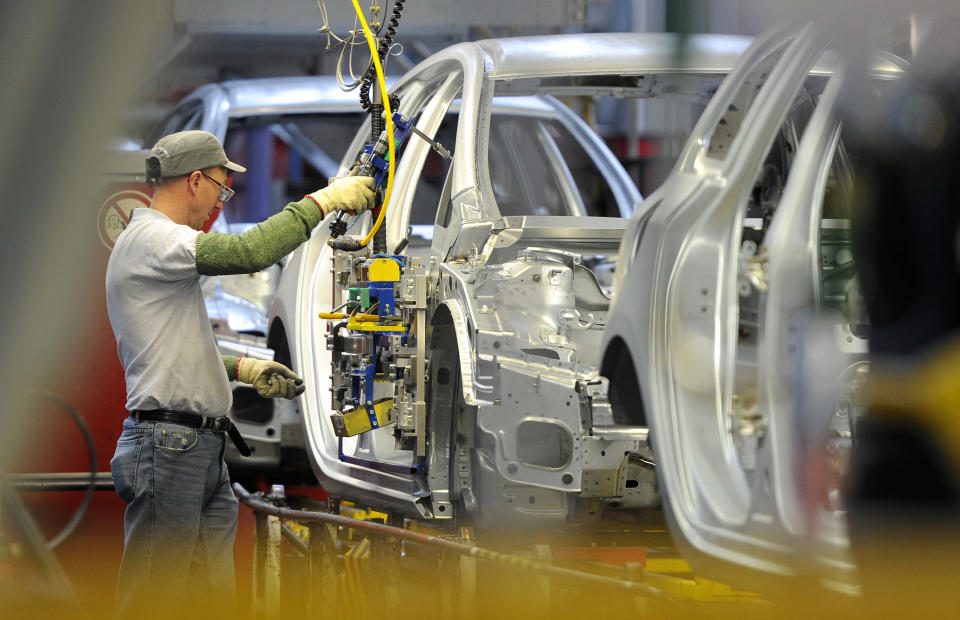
<box><xmin>327</xmin><ymin>113</ymin><xmax>414</xmax><ymax>249</ymax></box>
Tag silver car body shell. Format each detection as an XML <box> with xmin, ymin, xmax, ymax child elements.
<box><xmin>601</xmin><ymin>23</ymin><xmax>905</xmax><ymax>587</ymax></box>
<box><xmin>272</xmin><ymin>33</ymin><xmax>752</xmax><ymax>519</ymax></box>
<box><xmin>167</xmin><ymin>76</ymin><xmax>372</xmax><ymax>139</ymax></box>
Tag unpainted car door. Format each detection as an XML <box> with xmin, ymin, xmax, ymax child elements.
<box><xmin>604</xmin><ymin>23</ymin><xmax>869</xmax><ymax>589</ymax></box>
<box><xmin>287</xmin><ymin>64</ymin><xmax>468</xmax><ymax>512</ymax></box>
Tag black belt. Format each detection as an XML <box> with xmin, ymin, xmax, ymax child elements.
<box><xmin>132</xmin><ymin>409</ymin><xmax>251</xmax><ymax>457</ymax></box>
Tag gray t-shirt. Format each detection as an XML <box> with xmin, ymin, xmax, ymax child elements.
<box><xmin>106</xmin><ymin>208</ymin><xmax>231</xmax><ymax>415</ymax></box>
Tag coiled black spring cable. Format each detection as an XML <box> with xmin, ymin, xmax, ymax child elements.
<box><xmin>358</xmin><ymin>0</ymin><xmax>405</xmax><ymax>113</ymax></box>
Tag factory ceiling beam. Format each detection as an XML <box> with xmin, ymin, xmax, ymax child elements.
<box><xmin>173</xmin><ymin>0</ymin><xmax>589</xmax><ymax>33</ymax></box>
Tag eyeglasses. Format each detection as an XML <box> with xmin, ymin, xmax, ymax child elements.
<box><xmin>201</xmin><ymin>171</ymin><xmax>235</xmax><ymax>204</ymax></box>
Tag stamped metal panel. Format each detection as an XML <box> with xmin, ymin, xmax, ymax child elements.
<box><xmin>193</xmin><ymin>84</ymin><xmax>231</xmax><ymax>141</ymax></box>
<box><xmin>221</xmin><ymin>76</ymin><xmax>375</xmax><ymax>116</ymax></box>
<box><xmin>477</xmin><ymin>33</ymin><xmax>752</xmax><ymax>81</ymax></box>
<box><xmin>604</xmin><ymin>22</ymin><xmax>819</xmax><ymax>575</ymax></box>
<box><xmin>755</xmin><ymin>67</ymin><xmax>859</xmax><ymax>588</ymax></box>
<box><xmin>647</xmin><ymin>23</ymin><xmax>831</xmax><ymax>576</ymax></box>
<box><xmin>447</xmin><ymin>225</ymin><xmax>623</xmax><ymax>494</ymax></box>
<box><xmin>385</xmin><ymin>68</ymin><xmax>464</xmax><ymax>255</ymax></box>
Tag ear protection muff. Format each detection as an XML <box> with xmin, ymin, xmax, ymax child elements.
<box><xmin>145</xmin><ymin>156</ymin><xmax>161</xmax><ymax>187</ymax></box>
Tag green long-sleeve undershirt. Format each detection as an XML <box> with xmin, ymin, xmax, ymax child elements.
<box><xmin>196</xmin><ymin>197</ymin><xmax>325</xmax><ymax>276</ymax></box>
<box><xmin>198</xmin><ymin>197</ymin><xmax>327</xmax><ymax>382</ymax></box>
<box><xmin>222</xmin><ymin>355</ymin><xmax>240</xmax><ymax>381</ymax></box>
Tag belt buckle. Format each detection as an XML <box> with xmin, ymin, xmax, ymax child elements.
<box><xmin>212</xmin><ymin>416</ymin><xmax>229</xmax><ymax>432</ymax></box>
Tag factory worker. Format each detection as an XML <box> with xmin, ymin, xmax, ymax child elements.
<box><xmin>105</xmin><ymin>130</ymin><xmax>374</xmax><ymax>618</ymax></box>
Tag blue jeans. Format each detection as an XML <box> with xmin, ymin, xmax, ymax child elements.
<box><xmin>110</xmin><ymin>415</ymin><xmax>238</xmax><ymax>619</ymax></box>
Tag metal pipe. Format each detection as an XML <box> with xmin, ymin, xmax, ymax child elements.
<box><xmin>281</xmin><ymin>524</ymin><xmax>309</xmax><ymax>556</ymax></box>
<box><xmin>233</xmin><ymin>483</ymin><xmax>684</xmax><ymax>607</ymax></box>
<box><xmin>592</xmin><ymin>426</ymin><xmax>650</xmax><ymax>443</ymax></box>
<box><xmin>6</xmin><ymin>472</ymin><xmax>114</xmax><ymax>491</ymax></box>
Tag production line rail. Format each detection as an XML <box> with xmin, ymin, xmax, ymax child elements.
<box><xmin>3</xmin><ymin>471</ymin><xmax>765</xmax><ymax>617</ymax></box>
<box><xmin>233</xmin><ymin>483</ymin><xmax>765</xmax><ymax>619</ymax></box>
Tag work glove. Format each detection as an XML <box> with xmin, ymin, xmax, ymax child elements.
<box><xmin>309</xmin><ymin>176</ymin><xmax>375</xmax><ymax>215</ymax></box>
<box><xmin>237</xmin><ymin>358</ymin><xmax>305</xmax><ymax>400</ymax></box>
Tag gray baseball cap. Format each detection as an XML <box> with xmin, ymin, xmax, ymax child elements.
<box><xmin>145</xmin><ymin>130</ymin><xmax>246</xmax><ymax>181</ymax></box>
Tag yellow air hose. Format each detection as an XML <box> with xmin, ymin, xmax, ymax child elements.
<box><xmin>351</xmin><ymin>0</ymin><xmax>395</xmax><ymax>249</ymax></box>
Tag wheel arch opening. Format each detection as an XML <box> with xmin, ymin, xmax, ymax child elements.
<box><xmin>601</xmin><ymin>335</ymin><xmax>648</xmax><ymax>427</ymax></box>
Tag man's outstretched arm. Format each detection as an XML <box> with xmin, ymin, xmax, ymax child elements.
<box><xmin>196</xmin><ymin>176</ymin><xmax>374</xmax><ymax>275</ymax></box>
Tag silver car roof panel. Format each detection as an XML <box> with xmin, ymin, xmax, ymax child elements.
<box><xmin>477</xmin><ymin>33</ymin><xmax>753</xmax><ymax>80</ymax></box>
